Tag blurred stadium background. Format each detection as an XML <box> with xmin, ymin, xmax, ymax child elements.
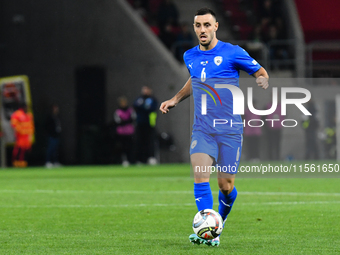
<box><xmin>0</xmin><ymin>0</ymin><xmax>340</xmax><ymax>166</ymax></box>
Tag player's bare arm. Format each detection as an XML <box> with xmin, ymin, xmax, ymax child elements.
<box><xmin>253</xmin><ymin>67</ymin><xmax>269</xmax><ymax>90</ymax></box>
<box><xmin>159</xmin><ymin>77</ymin><xmax>192</xmax><ymax>114</ymax></box>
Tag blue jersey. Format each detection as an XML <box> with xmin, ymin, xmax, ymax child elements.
<box><xmin>184</xmin><ymin>40</ymin><xmax>261</xmax><ymax>134</ymax></box>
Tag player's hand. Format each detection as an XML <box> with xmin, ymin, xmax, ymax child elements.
<box><xmin>159</xmin><ymin>99</ymin><xmax>177</xmax><ymax>114</ymax></box>
<box><xmin>256</xmin><ymin>76</ymin><xmax>269</xmax><ymax>89</ymax></box>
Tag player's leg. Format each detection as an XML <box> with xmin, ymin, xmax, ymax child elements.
<box><xmin>190</xmin><ymin>131</ymin><xmax>218</xmax><ymax>211</ymax></box>
<box><xmin>216</xmin><ymin>134</ymin><xmax>242</xmax><ymax>222</ymax></box>
<box><xmin>19</xmin><ymin>146</ymin><xmax>25</xmax><ymax>161</ymax></box>
<box><xmin>18</xmin><ymin>147</ymin><xmax>28</xmax><ymax>167</ymax></box>
<box><xmin>19</xmin><ymin>140</ymin><xmax>29</xmax><ymax>167</ymax></box>
<box><xmin>12</xmin><ymin>145</ymin><xmax>19</xmax><ymax>166</ymax></box>
<box><xmin>126</xmin><ymin>135</ymin><xmax>134</xmax><ymax>164</ymax></box>
<box><xmin>217</xmin><ymin>174</ymin><xmax>237</xmax><ymax>221</ymax></box>
<box><xmin>190</xmin><ymin>153</ymin><xmax>215</xmax><ymax>246</ymax></box>
<box><xmin>189</xmin><ymin>132</ymin><xmax>218</xmax><ymax>246</ymax></box>
<box><xmin>191</xmin><ymin>152</ymin><xmax>214</xmax><ymax>211</ymax></box>
<box><xmin>46</xmin><ymin>137</ymin><xmax>54</xmax><ymax>167</ymax></box>
<box><xmin>50</xmin><ymin>137</ymin><xmax>58</xmax><ymax>164</ymax></box>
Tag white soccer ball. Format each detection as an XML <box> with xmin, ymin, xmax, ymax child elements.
<box><xmin>192</xmin><ymin>209</ymin><xmax>223</xmax><ymax>240</ymax></box>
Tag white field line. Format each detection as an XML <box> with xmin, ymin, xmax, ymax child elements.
<box><xmin>239</xmin><ymin>191</ymin><xmax>340</xmax><ymax>196</ymax></box>
<box><xmin>0</xmin><ymin>201</ymin><xmax>340</xmax><ymax>208</ymax></box>
<box><xmin>0</xmin><ymin>190</ymin><xmax>340</xmax><ymax>197</ymax></box>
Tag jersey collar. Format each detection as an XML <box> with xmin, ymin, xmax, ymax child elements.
<box><xmin>196</xmin><ymin>40</ymin><xmax>222</xmax><ymax>54</ymax></box>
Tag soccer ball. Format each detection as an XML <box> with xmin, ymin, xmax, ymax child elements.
<box><xmin>192</xmin><ymin>209</ymin><xmax>223</xmax><ymax>239</ymax></box>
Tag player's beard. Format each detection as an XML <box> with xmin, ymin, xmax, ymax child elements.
<box><xmin>200</xmin><ymin>40</ymin><xmax>211</xmax><ymax>47</ymax></box>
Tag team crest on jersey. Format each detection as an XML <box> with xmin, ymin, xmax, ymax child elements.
<box><xmin>191</xmin><ymin>140</ymin><xmax>197</xmax><ymax>149</ymax></box>
<box><xmin>214</xmin><ymin>56</ymin><xmax>223</xmax><ymax>66</ymax></box>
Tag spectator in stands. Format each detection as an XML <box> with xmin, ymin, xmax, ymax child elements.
<box><xmin>260</xmin><ymin>0</ymin><xmax>273</xmax><ymax>20</ymax></box>
<box><xmin>149</xmin><ymin>18</ymin><xmax>160</xmax><ymax>36</ymax></box>
<box><xmin>114</xmin><ymin>96</ymin><xmax>136</xmax><ymax>167</ymax></box>
<box><xmin>273</xmin><ymin>17</ymin><xmax>285</xmax><ymax>39</ymax></box>
<box><xmin>129</xmin><ymin>0</ymin><xmax>182</xmax><ymax>58</ymax></box>
<box><xmin>148</xmin><ymin>0</ymin><xmax>162</xmax><ymax>17</ymax></box>
<box><xmin>259</xmin><ymin>17</ymin><xmax>271</xmax><ymax>40</ymax></box>
<box><xmin>259</xmin><ymin>0</ymin><xmax>281</xmax><ymax>22</ymax></box>
<box><xmin>264</xmin><ymin>24</ymin><xmax>277</xmax><ymax>43</ymax></box>
<box><xmin>249</xmin><ymin>24</ymin><xmax>263</xmax><ymax>43</ymax></box>
<box><xmin>257</xmin><ymin>0</ymin><xmax>280</xmax><ymax>39</ymax></box>
<box><xmin>45</xmin><ymin>104</ymin><xmax>62</xmax><ymax>168</ymax></box>
<box><xmin>134</xmin><ymin>86</ymin><xmax>158</xmax><ymax>165</ymax></box>
<box><xmin>135</xmin><ymin>0</ymin><xmax>149</xmax><ymax>12</ymax></box>
<box><xmin>11</xmin><ymin>102</ymin><xmax>34</xmax><ymax>167</ymax></box>
<box><xmin>174</xmin><ymin>22</ymin><xmax>194</xmax><ymax>62</ymax></box>
<box><xmin>157</xmin><ymin>0</ymin><xmax>179</xmax><ymax>34</ymax></box>
<box><xmin>132</xmin><ymin>0</ymin><xmax>148</xmax><ymax>22</ymax></box>
<box><xmin>247</xmin><ymin>24</ymin><xmax>264</xmax><ymax>60</ymax></box>
<box><xmin>266</xmin><ymin>24</ymin><xmax>289</xmax><ymax>69</ymax></box>
<box><xmin>159</xmin><ymin>22</ymin><xmax>176</xmax><ymax>49</ymax></box>
<box><xmin>256</xmin><ymin>0</ymin><xmax>288</xmax><ymax>65</ymax></box>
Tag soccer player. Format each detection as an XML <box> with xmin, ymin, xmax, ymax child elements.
<box><xmin>160</xmin><ymin>7</ymin><xmax>269</xmax><ymax>246</ymax></box>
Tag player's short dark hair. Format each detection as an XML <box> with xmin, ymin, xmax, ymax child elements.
<box><xmin>195</xmin><ymin>7</ymin><xmax>216</xmax><ymax>20</ymax></box>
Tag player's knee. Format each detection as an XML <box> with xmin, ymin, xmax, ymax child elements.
<box><xmin>218</xmin><ymin>179</ymin><xmax>233</xmax><ymax>195</ymax></box>
<box><xmin>219</xmin><ymin>186</ymin><xmax>231</xmax><ymax>195</ymax></box>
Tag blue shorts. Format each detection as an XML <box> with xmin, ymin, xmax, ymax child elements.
<box><xmin>190</xmin><ymin>131</ymin><xmax>243</xmax><ymax>174</ymax></box>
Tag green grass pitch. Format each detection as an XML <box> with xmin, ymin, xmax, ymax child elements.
<box><xmin>0</xmin><ymin>162</ymin><xmax>339</xmax><ymax>254</ymax></box>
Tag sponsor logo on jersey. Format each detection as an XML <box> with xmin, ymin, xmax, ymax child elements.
<box><xmin>200</xmin><ymin>60</ymin><xmax>208</xmax><ymax>66</ymax></box>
